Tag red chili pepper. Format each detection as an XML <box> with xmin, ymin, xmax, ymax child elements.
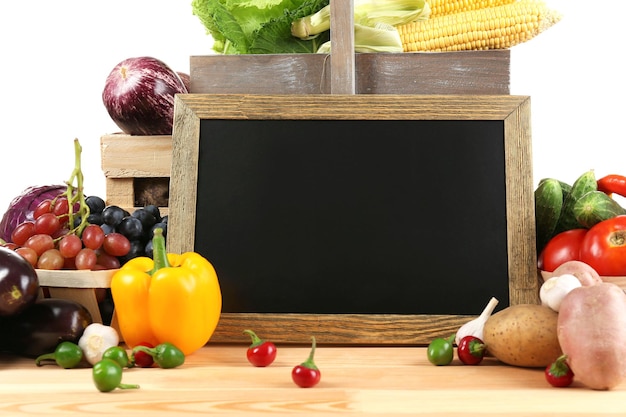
<box><xmin>132</xmin><ymin>341</ymin><xmax>155</xmax><ymax>368</ymax></box>
<box><xmin>545</xmin><ymin>355</ymin><xmax>574</xmax><ymax>387</ymax></box>
<box><xmin>292</xmin><ymin>336</ymin><xmax>321</xmax><ymax>388</ymax></box>
<box><xmin>457</xmin><ymin>335</ymin><xmax>487</xmax><ymax>365</ymax></box>
<box><xmin>597</xmin><ymin>174</ymin><xmax>626</xmax><ymax>197</ymax></box>
<box><xmin>243</xmin><ymin>329</ymin><xmax>277</xmax><ymax>367</ymax></box>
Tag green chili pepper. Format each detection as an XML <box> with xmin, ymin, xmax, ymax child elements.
<box><xmin>132</xmin><ymin>342</ymin><xmax>185</xmax><ymax>369</ymax></box>
<box><xmin>102</xmin><ymin>346</ymin><xmax>131</xmax><ymax>368</ymax></box>
<box><xmin>427</xmin><ymin>334</ymin><xmax>456</xmax><ymax>366</ymax></box>
<box><xmin>92</xmin><ymin>359</ymin><xmax>140</xmax><ymax>393</ymax></box>
<box><xmin>34</xmin><ymin>341</ymin><xmax>83</xmax><ymax>369</ymax></box>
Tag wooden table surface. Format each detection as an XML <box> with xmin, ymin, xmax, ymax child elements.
<box><xmin>1</xmin><ymin>344</ymin><xmax>624</xmax><ymax>416</ymax></box>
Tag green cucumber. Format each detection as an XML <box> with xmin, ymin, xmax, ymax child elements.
<box><xmin>534</xmin><ymin>178</ymin><xmax>564</xmax><ymax>254</ymax></box>
<box><xmin>573</xmin><ymin>190</ymin><xmax>626</xmax><ymax>228</ymax></box>
<box><xmin>555</xmin><ymin>170</ymin><xmax>597</xmax><ymax>233</ymax></box>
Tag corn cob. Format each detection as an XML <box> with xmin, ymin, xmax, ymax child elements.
<box><xmin>398</xmin><ymin>0</ymin><xmax>562</xmax><ymax>52</ymax></box>
<box><xmin>426</xmin><ymin>0</ymin><xmax>518</xmax><ymax>17</ymax></box>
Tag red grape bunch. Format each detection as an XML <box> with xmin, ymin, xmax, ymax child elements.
<box><xmin>8</xmin><ymin>194</ymin><xmax>132</xmax><ymax>270</ymax></box>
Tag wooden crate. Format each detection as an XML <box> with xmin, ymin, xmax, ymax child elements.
<box><xmin>190</xmin><ymin>50</ymin><xmax>511</xmax><ymax>95</ymax></box>
<box><xmin>100</xmin><ymin>133</ymin><xmax>172</xmax><ymax>215</ymax></box>
<box><xmin>102</xmin><ymin>49</ymin><xmax>510</xmax><ymax>214</ymax></box>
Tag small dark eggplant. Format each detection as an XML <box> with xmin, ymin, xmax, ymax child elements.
<box><xmin>0</xmin><ymin>298</ymin><xmax>92</xmax><ymax>357</ymax></box>
<box><xmin>0</xmin><ymin>245</ymin><xmax>39</xmax><ymax>316</ymax></box>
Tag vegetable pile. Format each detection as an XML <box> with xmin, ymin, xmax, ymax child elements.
<box><xmin>426</xmin><ymin>259</ymin><xmax>626</xmax><ymax>391</ymax></box>
<box><xmin>192</xmin><ymin>0</ymin><xmax>560</xmax><ymax>54</ymax></box>
<box><xmin>191</xmin><ymin>0</ymin><xmax>429</xmax><ymax>54</ymax></box>
<box><xmin>536</xmin><ymin>170</ymin><xmax>626</xmax><ymax>276</ymax></box>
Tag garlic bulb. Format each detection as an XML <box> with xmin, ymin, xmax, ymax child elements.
<box><xmin>540</xmin><ymin>274</ymin><xmax>581</xmax><ymax>312</ymax></box>
<box><xmin>455</xmin><ymin>297</ymin><xmax>499</xmax><ymax>345</ymax></box>
<box><xmin>78</xmin><ymin>323</ymin><xmax>120</xmax><ymax>365</ymax></box>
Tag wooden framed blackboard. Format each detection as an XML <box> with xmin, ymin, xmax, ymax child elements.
<box><xmin>168</xmin><ymin>94</ymin><xmax>537</xmax><ymax>345</ymax></box>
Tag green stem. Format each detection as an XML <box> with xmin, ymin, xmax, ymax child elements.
<box><xmin>150</xmin><ymin>228</ymin><xmax>170</xmax><ymax>274</ymax></box>
<box><xmin>118</xmin><ymin>383</ymin><xmax>140</xmax><ymax>390</ymax></box>
<box><xmin>243</xmin><ymin>329</ymin><xmax>263</xmax><ymax>347</ymax></box>
<box><xmin>301</xmin><ymin>336</ymin><xmax>318</xmax><ymax>370</ymax></box>
<box><xmin>54</xmin><ymin>139</ymin><xmax>91</xmax><ymax>242</ymax></box>
<box><xmin>34</xmin><ymin>353</ymin><xmax>55</xmax><ymax>366</ymax></box>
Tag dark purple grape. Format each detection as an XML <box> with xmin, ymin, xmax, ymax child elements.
<box><xmin>100</xmin><ymin>223</ymin><xmax>115</xmax><ymax>235</ymax></box>
<box><xmin>87</xmin><ymin>212</ymin><xmax>103</xmax><ymax>225</ymax></box>
<box><xmin>102</xmin><ymin>205</ymin><xmax>126</xmax><ymax>227</ymax></box>
<box><xmin>131</xmin><ymin>208</ymin><xmax>157</xmax><ymax>231</ymax></box>
<box><xmin>117</xmin><ymin>216</ymin><xmax>144</xmax><ymax>241</ymax></box>
<box><xmin>85</xmin><ymin>196</ymin><xmax>106</xmax><ymax>215</ymax></box>
<box><xmin>143</xmin><ymin>205</ymin><xmax>161</xmax><ymax>222</ymax></box>
<box><xmin>144</xmin><ymin>239</ymin><xmax>154</xmax><ymax>258</ymax></box>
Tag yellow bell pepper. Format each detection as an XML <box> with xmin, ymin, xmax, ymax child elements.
<box><xmin>110</xmin><ymin>228</ymin><xmax>222</xmax><ymax>355</ymax></box>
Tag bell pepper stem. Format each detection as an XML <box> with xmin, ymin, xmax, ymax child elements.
<box><xmin>150</xmin><ymin>228</ymin><xmax>171</xmax><ymax>273</ymax></box>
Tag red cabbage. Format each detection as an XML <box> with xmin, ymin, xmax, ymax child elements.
<box><xmin>0</xmin><ymin>185</ymin><xmax>66</xmax><ymax>243</ymax></box>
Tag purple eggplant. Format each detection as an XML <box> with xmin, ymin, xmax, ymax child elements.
<box><xmin>0</xmin><ymin>298</ymin><xmax>92</xmax><ymax>357</ymax></box>
<box><xmin>0</xmin><ymin>245</ymin><xmax>39</xmax><ymax>316</ymax></box>
<box><xmin>102</xmin><ymin>56</ymin><xmax>188</xmax><ymax>136</ymax></box>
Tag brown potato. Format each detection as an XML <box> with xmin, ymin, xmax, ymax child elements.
<box><xmin>483</xmin><ymin>304</ymin><xmax>561</xmax><ymax>367</ymax></box>
<box><xmin>558</xmin><ymin>282</ymin><xmax>626</xmax><ymax>390</ymax></box>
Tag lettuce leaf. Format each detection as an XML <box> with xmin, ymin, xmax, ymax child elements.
<box><xmin>192</xmin><ymin>0</ymin><xmax>329</xmax><ymax>54</ymax></box>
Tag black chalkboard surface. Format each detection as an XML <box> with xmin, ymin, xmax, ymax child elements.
<box><xmin>168</xmin><ymin>94</ymin><xmax>536</xmax><ymax>345</ymax></box>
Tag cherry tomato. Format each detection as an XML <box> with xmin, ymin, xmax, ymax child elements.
<box><xmin>292</xmin><ymin>337</ymin><xmax>321</xmax><ymax>388</ymax></box>
<box><xmin>545</xmin><ymin>355</ymin><xmax>574</xmax><ymax>388</ymax></box>
<box><xmin>132</xmin><ymin>342</ymin><xmax>155</xmax><ymax>368</ymax></box>
<box><xmin>538</xmin><ymin>229</ymin><xmax>587</xmax><ymax>272</ymax></box>
<box><xmin>243</xmin><ymin>329</ymin><xmax>277</xmax><ymax>367</ymax></box>
<box><xmin>456</xmin><ymin>335</ymin><xmax>486</xmax><ymax>365</ymax></box>
<box><xmin>580</xmin><ymin>215</ymin><xmax>626</xmax><ymax>276</ymax></box>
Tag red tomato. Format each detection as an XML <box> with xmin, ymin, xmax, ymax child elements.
<box><xmin>580</xmin><ymin>215</ymin><xmax>626</xmax><ymax>276</ymax></box>
<box><xmin>539</xmin><ymin>229</ymin><xmax>587</xmax><ymax>272</ymax></box>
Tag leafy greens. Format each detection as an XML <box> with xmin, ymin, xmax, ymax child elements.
<box><xmin>192</xmin><ymin>0</ymin><xmax>330</xmax><ymax>54</ymax></box>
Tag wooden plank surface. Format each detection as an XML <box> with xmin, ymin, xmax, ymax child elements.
<box><xmin>1</xmin><ymin>345</ymin><xmax>623</xmax><ymax>416</ymax></box>
<box><xmin>189</xmin><ymin>51</ymin><xmax>510</xmax><ymax>95</ymax></box>
<box><xmin>329</xmin><ymin>0</ymin><xmax>355</xmax><ymax>94</ymax></box>
<box><xmin>100</xmin><ymin>133</ymin><xmax>172</xmax><ymax>178</ymax></box>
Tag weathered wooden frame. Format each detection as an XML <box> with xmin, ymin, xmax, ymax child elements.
<box><xmin>168</xmin><ymin>93</ymin><xmax>536</xmax><ymax>345</ymax></box>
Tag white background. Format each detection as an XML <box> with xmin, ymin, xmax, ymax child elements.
<box><xmin>0</xmin><ymin>0</ymin><xmax>623</xmax><ymax>212</ymax></box>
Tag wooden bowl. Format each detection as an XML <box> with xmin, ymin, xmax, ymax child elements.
<box><xmin>36</xmin><ymin>269</ymin><xmax>118</xmax><ymax>327</ymax></box>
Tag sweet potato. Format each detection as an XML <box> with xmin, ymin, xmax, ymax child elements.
<box><xmin>483</xmin><ymin>304</ymin><xmax>561</xmax><ymax>368</ymax></box>
<box><xmin>557</xmin><ymin>282</ymin><xmax>626</xmax><ymax>390</ymax></box>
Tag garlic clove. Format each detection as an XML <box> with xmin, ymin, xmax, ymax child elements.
<box><xmin>455</xmin><ymin>297</ymin><xmax>499</xmax><ymax>345</ymax></box>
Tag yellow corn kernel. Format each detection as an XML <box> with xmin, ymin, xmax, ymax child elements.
<box><xmin>426</xmin><ymin>0</ymin><xmax>517</xmax><ymax>17</ymax></box>
<box><xmin>398</xmin><ymin>0</ymin><xmax>561</xmax><ymax>52</ymax></box>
